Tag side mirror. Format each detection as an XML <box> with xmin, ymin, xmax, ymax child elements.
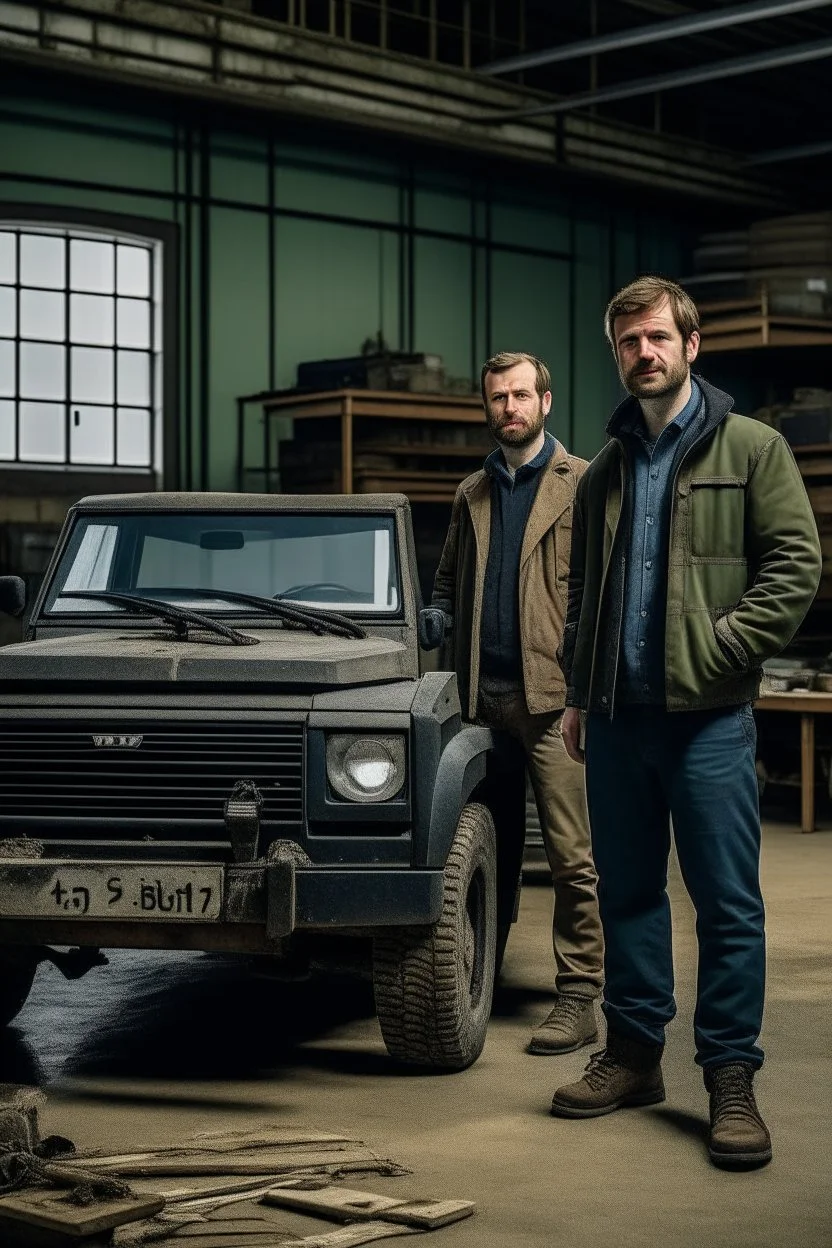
<box><xmin>418</xmin><ymin>607</ymin><xmax>449</xmax><ymax>651</ymax></box>
<box><xmin>0</xmin><ymin>576</ymin><xmax>26</xmax><ymax>618</ymax></box>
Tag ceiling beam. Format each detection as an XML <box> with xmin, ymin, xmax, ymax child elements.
<box><xmin>477</xmin><ymin>0</ymin><xmax>832</xmax><ymax>77</ymax></box>
<box><xmin>746</xmin><ymin>138</ymin><xmax>832</xmax><ymax>165</ymax></box>
<box><xmin>474</xmin><ymin>35</ymin><xmax>832</xmax><ymax>123</ymax></box>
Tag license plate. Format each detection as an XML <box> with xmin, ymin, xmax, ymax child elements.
<box><xmin>0</xmin><ymin>861</ymin><xmax>223</xmax><ymax>921</ymax></box>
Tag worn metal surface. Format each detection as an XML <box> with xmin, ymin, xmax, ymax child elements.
<box><xmin>0</xmin><ymin>0</ymin><xmax>789</xmax><ymax>206</ymax></box>
<box><xmin>0</xmin><ymin>866</ymin><xmax>445</xmax><ymax>951</ymax></box>
<box><xmin>0</xmin><ymin>860</ymin><xmax>224</xmax><ymax>922</ymax></box>
<box><xmin>0</xmin><ymin>491</ymin><xmax>494</xmax><ymax>975</ymax></box>
<box><xmin>0</xmin><ymin>631</ymin><xmax>412</xmax><ymax>689</ymax></box>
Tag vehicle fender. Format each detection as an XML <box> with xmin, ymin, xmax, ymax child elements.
<box><xmin>424</xmin><ymin>724</ymin><xmax>498</xmax><ymax>868</ymax></box>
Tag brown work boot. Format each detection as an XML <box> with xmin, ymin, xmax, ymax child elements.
<box><xmin>550</xmin><ymin>1030</ymin><xmax>665</xmax><ymax>1118</ymax></box>
<box><xmin>528</xmin><ymin>994</ymin><xmax>598</xmax><ymax>1055</ymax></box>
<box><xmin>705</xmin><ymin>1063</ymin><xmax>772</xmax><ymax>1169</ymax></box>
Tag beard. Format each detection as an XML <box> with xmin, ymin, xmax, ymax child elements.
<box><xmin>621</xmin><ymin>347</ymin><xmax>690</xmax><ymax>400</ymax></box>
<box><xmin>486</xmin><ymin>396</ymin><xmax>547</xmax><ymax>448</ymax></box>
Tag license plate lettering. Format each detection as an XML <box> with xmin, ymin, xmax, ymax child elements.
<box><xmin>50</xmin><ymin>879</ymin><xmax>91</xmax><ymax>915</ymax></box>
<box><xmin>138</xmin><ymin>880</ymin><xmax>212</xmax><ymax>916</ymax></box>
<box><xmin>0</xmin><ymin>862</ymin><xmax>223</xmax><ymax>921</ymax></box>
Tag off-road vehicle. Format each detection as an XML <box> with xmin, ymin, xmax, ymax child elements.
<box><xmin>0</xmin><ymin>493</ymin><xmax>525</xmax><ymax>1070</ymax></box>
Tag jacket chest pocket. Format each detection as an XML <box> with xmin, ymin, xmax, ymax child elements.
<box><xmin>689</xmin><ymin>478</ymin><xmax>746</xmax><ymax>558</ymax></box>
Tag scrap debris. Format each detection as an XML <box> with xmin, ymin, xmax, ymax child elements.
<box><xmin>0</xmin><ymin>1091</ymin><xmax>474</xmax><ymax>1248</ymax></box>
<box><xmin>0</xmin><ymin>1187</ymin><xmax>166</xmax><ymax>1246</ymax></box>
<box><xmin>0</xmin><ymin>1084</ymin><xmax>126</xmax><ymax>1202</ymax></box>
<box><xmin>263</xmin><ymin>1188</ymin><xmax>475</xmax><ymax>1230</ymax></box>
<box><xmin>0</xmin><ymin>1085</ymin><xmax>160</xmax><ymax>1247</ymax></box>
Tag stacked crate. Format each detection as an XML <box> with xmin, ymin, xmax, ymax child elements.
<box><xmin>688</xmin><ymin>212</ymin><xmax>832</xmax><ymax>320</ymax></box>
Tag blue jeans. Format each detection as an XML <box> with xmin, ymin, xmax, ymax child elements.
<box><xmin>585</xmin><ymin>704</ymin><xmax>765</xmax><ymax>1070</ymax></box>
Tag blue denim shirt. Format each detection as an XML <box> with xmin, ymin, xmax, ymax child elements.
<box><xmin>618</xmin><ymin>379</ymin><xmax>704</xmax><ymax>704</ymax></box>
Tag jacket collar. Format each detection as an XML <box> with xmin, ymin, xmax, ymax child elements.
<box><xmin>605</xmin><ymin>373</ymin><xmax>733</xmax><ymax>442</ymax></box>
<box><xmin>461</xmin><ymin>436</ymin><xmax>575</xmax><ymax>565</ymax></box>
<box><xmin>463</xmin><ymin>433</ymin><xmax>570</xmax><ymax>500</ymax></box>
<box><xmin>483</xmin><ymin>430</ymin><xmax>557</xmax><ymax>482</ymax></box>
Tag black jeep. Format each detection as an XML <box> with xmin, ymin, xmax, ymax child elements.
<box><xmin>0</xmin><ymin>493</ymin><xmax>524</xmax><ymax>1070</ymax></box>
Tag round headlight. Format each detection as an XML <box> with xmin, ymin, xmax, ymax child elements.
<box><xmin>326</xmin><ymin>734</ymin><xmax>406</xmax><ymax>803</ymax></box>
<box><xmin>344</xmin><ymin>740</ymin><xmax>395</xmax><ymax>792</ymax></box>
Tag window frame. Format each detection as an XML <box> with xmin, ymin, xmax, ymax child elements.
<box><xmin>0</xmin><ymin>204</ymin><xmax>178</xmax><ymax>487</ymax></box>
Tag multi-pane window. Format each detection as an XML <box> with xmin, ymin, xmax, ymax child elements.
<box><xmin>0</xmin><ymin>228</ymin><xmax>159</xmax><ymax>470</ymax></box>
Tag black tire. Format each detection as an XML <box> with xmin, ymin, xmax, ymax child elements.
<box><xmin>0</xmin><ymin>951</ymin><xmax>37</xmax><ymax>1027</ymax></box>
<box><xmin>372</xmin><ymin>802</ymin><xmax>497</xmax><ymax>1070</ymax></box>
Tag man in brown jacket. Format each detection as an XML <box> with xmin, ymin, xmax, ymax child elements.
<box><xmin>431</xmin><ymin>351</ymin><xmax>604</xmax><ymax>1054</ymax></box>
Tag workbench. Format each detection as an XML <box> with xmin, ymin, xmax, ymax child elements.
<box><xmin>754</xmin><ymin>691</ymin><xmax>832</xmax><ymax>833</ymax></box>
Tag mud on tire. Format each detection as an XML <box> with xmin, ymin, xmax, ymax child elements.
<box><xmin>372</xmin><ymin>802</ymin><xmax>497</xmax><ymax>1070</ymax></box>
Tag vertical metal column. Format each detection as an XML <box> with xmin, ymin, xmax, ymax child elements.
<box><xmin>341</xmin><ymin>394</ymin><xmax>354</xmax><ymax>494</ymax></box>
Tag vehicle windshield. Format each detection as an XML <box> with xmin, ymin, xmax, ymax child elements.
<box><xmin>43</xmin><ymin>512</ymin><xmax>401</xmax><ymax>617</ymax></box>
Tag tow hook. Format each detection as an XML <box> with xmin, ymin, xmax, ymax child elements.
<box><xmin>36</xmin><ymin>947</ymin><xmax>109</xmax><ymax>980</ymax></box>
<box><xmin>224</xmin><ymin>779</ymin><xmax>263</xmax><ymax>863</ymax></box>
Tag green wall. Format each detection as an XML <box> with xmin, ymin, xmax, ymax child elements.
<box><xmin>0</xmin><ymin>79</ymin><xmax>689</xmax><ymax>490</ymax></box>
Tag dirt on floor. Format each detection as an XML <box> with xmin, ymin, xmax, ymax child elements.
<box><xmin>1</xmin><ymin>821</ymin><xmax>830</xmax><ymax>1248</ymax></box>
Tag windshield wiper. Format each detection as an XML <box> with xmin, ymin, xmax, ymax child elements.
<box><xmin>58</xmin><ymin>591</ymin><xmax>259</xmax><ymax>646</ymax></box>
<box><xmin>142</xmin><ymin>588</ymin><xmax>368</xmax><ymax>640</ymax></box>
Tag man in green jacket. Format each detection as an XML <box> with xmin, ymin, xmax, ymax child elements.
<box><xmin>432</xmin><ymin>351</ymin><xmax>604</xmax><ymax>1055</ymax></box>
<box><xmin>552</xmin><ymin>276</ymin><xmax>821</xmax><ymax>1170</ymax></box>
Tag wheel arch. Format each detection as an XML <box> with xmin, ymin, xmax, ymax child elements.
<box><xmin>424</xmin><ymin>726</ymin><xmax>525</xmax><ymax>875</ymax></box>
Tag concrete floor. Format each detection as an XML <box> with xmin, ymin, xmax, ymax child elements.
<box><xmin>2</xmin><ymin>820</ymin><xmax>831</xmax><ymax>1248</ymax></box>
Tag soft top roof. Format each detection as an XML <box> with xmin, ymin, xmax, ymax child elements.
<box><xmin>73</xmin><ymin>492</ymin><xmax>410</xmax><ymax>514</ymax></box>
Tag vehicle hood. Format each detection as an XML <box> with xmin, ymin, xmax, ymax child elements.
<box><xmin>0</xmin><ymin>630</ymin><xmax>412</xmax><ymax>687</ymax></box>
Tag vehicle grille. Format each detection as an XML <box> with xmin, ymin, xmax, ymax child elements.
<box><xmin>0</xmin><ymin>721</ymin><xmax>304</xmax><ymax>828</ymax></box>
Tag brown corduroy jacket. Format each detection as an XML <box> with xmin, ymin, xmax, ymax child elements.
<box><xmin>431</xmin><ymin>440</ymin><xmax>587</xmax><ymax>720</ymax></box>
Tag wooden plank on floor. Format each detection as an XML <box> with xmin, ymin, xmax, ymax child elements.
<box><xmin>263</xmin><ymin>1187</ymin><xmax>475</xmax><ymax>1230</ymax></box>
<box><xmin>0</xmin><ymin>1188</ymin><xmax>165</xmax><ymax>1238</ymax></box>
<box><xmin>70</xmin><ymin>1136</ymin><xmax>356</xmax><ymax>1166</ymax></box>
<box><xmin>262</xmin><ymin>1186</ymin><xmax>405</xmax><ymax>1220</ymax></box>
<box><xmin>188</xmin><ymin>1131</ymin><xmax>355</xmax><ymax>1153</ymax></box>
<box><xmin>66</xmin><ymin>1149</ymin><xmax>382</xmax><ymax>1178</ymax></box>
<box><xmin>381</xmin><ymin>1200</ymin><xmax>475</xmax><ymax>1230</ymax></box>
<box><xmin>290</xmin><ymin>1223</ymin><xmax>417</xmax><ymax>1247</ymax></box>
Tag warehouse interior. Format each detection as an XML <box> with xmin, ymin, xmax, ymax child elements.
<box><xmin>0</xmin><ymin>2</ymin><xmax>831</xmax><ymax>1244</ymax></box>
<box><xmin>4</xmin><ymin>0</ymin><xmax>832</xmax><ymax>817</ymax></box>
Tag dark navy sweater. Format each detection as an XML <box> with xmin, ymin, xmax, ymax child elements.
<box><xmin>479</xmin><ymin>432</ymin><xmax>556</xmax><ymax>686</ymax></box>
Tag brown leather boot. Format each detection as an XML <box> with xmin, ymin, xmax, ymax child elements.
<box><xmin>528</xmin><ymin>994</ymin><xmax>598</xmax><ymax>1055</ymax></box>
<box><xmin>550</xmin><ymin>1030</ymin><xmax>665</xmax><ymax>1118</ymax></box>
<box><xmin>705</xmin><ymin>1063</ymin><xmax>772</xmax><ymax>1168</ymax></box>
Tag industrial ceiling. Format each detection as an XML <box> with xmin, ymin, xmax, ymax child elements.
<box><xmin>477</xmin><ymin>0</ymin><xmax>832</xmax><ymax>195</ymax></box>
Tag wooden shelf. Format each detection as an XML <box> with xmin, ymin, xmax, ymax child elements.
<box><xmin>805</xmin><ymin>485</ymin><xmax>832</xmax><ymax>513</ymax></box>
<box><xmin>700</xmin><ymin>320</ymin><xmax>832</xmax><ymax>352</ymax></box>
<box><xmin>796</xmin><ymin>458</ymin><xmax>832</xmax><ymax>477</ymax></box>
<box><xmin>238</xmin><ymin>387</ymin><xmax>488</xmax><ymax>499</ymax></box>
<box><xmin>698</xmin><ymin>288</ymin><xmax>832</xmax><ymax>353</ymax></box>
<box><xmin>261</xmin><ymin>388</ymin><xmax>483</xmax><ymax>422</ymax></box>
<box><xmin>359</xmin><ymin>441</ymin><xmax>488</xmax><ymax>459</ymax></box>
<box><xmin>299</xmin><ymin>482</ymin><xmax>458</xmax><ymax>503</ymax></box>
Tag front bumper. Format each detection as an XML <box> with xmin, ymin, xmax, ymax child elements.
<box><xmin>0</xmin><ymin>860</ymin><xmax>445</xmax><ymax>954</ymax></box>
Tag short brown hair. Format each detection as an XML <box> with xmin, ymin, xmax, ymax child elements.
<box><xmin>604</xmin><ymin>276</ymin><xmax>699</xmax><ymax>349</ymax></box>
<box><xmin>480</xmin><ymin>351</ymin><xmax>551</xmax><ymax>402</ymax></box>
